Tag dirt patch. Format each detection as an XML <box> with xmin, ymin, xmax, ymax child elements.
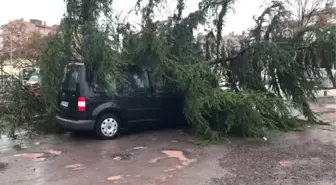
<box><xmin>0</xmin><ymin>162</ymin><xmax>8</xmax><ymax>171</ymax></box>
<box><xmin>211</xmin><ymin>139</ymin><xmax>336</xmax><ymax>185</ymax></box>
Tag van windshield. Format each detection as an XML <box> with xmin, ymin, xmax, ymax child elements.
<box><xmin>62</xmin><ymin>65</ymin><xmax>82</xmax><ymax>92</ymax></box>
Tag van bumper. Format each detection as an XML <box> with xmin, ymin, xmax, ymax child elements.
<box><xmin>56</xmin><ymin>115</ymin><xmax>95</xmax><ymax>130</ymax></box>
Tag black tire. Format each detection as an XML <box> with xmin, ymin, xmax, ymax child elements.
<box><xmin>94</xmin><ymin>113</ymin><xmax>121</xmax><ymax>140</ymax></box>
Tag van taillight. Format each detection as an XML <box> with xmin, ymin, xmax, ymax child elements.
<box><xmin>78</xmin><ymin>96</ymin><xmax>86</xmax><ymax>111</ymax></box>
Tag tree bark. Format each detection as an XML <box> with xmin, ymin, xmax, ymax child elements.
<box><xmin>326</xmin><ymin>67</ymin><xmax>336</xmax><ymax>88</ymax></box>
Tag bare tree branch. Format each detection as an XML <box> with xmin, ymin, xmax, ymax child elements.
<box><xmin>284</xmin><ymin>0</ymin><xmax>328</xmax><ymax>26</ymax></box>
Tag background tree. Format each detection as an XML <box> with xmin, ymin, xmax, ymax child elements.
<box><xmin>282</xmin><ymin>0</ymin><xmax>336</xmax><ymax>87</ymax></box>
<box><xmin>0</xmin><ymin>21</ymin><xmax>47</xmax><ymax>68</ymax></box>
<box><xmin>284</xmin><ymin>0</ymin><xmax>330</xmax><ymax>26</ymax></box>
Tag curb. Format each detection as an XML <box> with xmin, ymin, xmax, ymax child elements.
<box><xmin>315</xmin><ymin>96</ymin><xmax>336</xmax><ymax>101</ymax></box>
<box><xmin>316</xmin><ymin>89</ymin><xmax>336</xmax><ymax>99</ymax></box>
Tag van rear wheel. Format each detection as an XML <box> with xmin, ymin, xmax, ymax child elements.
<box><xmin>95</xmin><ymin>114</ymin><xmax>120</xmax><ymax>140</ymax></box>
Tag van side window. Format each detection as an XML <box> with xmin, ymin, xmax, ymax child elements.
<box><xmin>148</xmin><ymin>72</ymin><xmax>174</xmax><ymax>93</ymax></box>
<box><xmin>87</xmin><ymin>69</ymin><xmax>119</xmax><ymax>93</ymax></box>
<box><xmin>126</xmin><ymin>70</ymin><xmax>149</xmax><ymax>92</ymax></box>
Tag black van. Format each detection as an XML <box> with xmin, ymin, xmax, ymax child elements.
<box><xmin>56</xmin><ymin>63</ymin><xmax>184</xmax><ymax>139</ymax></box>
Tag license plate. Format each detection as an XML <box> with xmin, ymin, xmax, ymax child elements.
<box><xmin>61</xmin><ymin>101</ymin><xmax>69</xmax><ymax>107</ymax></box>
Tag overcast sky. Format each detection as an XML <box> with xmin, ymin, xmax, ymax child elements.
<box><xmin>0</xmin><ymin>0</ymin><xmax>264</xmax><ymax>35</ymax></box>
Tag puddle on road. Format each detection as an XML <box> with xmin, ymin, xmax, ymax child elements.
<box><xmin>64</xmin><ymin>163</ymin><xmax>86</xmax><ymax>170</ymax></box>
<box><xmin>0</xmin><ymin>162</ymin><xmax>8</xmax><ymax>171</ymax></box>
<box><xmin>104</xmin><ymin>150</ymin><xmax>197</xmax><ymax>183</ymax></box>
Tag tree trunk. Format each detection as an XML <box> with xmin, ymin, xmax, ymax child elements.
<box><xmin>326</xmin><ymin>68</ymin><xmax>336</xmax><ymax>88</ymax></box>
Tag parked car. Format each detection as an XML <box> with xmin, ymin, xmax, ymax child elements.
<box><xmin>21</xmin><ymin>67</ymin><xmax>39</xmax><ymax>81</ymax></box>
<box><xmin>56</xmin><ymin>63</ymin><xmax>184</xmax><ymax>139</ymax></box>
<box><xmin>27</xmin><ymin>75</ymin><xmax>41</xmax><ymax>85</ymax></box>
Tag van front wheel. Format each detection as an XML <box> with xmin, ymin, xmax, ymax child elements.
<box><xmin>95</xmin><ymin>114</ymin><xmax>120</xmax><ymax>140</ymax></box>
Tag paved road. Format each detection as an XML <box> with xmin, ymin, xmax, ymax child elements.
<box><xmin>0</xmin><ymin>99</ymin><xmax>335</xmax><ymax>185</ymax></box>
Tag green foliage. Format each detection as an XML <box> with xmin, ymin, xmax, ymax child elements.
<box><xmin>27</xmin><ymin>0</ymin><xmax>336</xmax><ymax>140</ymax></box>
<box><xmin>0</xmin><ymin>82</ymin><xmax>52</xmax><ymax>138</ymax></box>
<box><xmin>40</xmin><ymin>34</ymin><xmax>67</xmax><ymax>112</ymax></box>
<box><xmin>123</xmin><ymin>0</ymin><xmax>310</xmax><ymax>139</ymax></box>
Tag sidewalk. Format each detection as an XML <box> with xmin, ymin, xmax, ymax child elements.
<box><xmin>316</xmin><ymin>88</ymin><xmax>336</xmax><ymax>98</ymax></box>
<box><xmin>291</xmin><ymin>90</ymin><xmax>336</xmax><ymax>124</ymax></box>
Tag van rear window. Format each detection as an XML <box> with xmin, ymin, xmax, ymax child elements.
<box><xmin>62</xmin><ymin>65</ymin><xmax>81</xmax><ymax>92</ymax></box>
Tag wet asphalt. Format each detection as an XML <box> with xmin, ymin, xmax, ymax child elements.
<box><xmin>0</xmin><ymin>99</ymin><xmax>335</xmax><ymax>185</ymax></box>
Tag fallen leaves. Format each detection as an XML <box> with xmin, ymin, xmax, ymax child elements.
<box><xmin>14</xmin><ymin>149</ymin><xmax>63</xmax><ymax>162</ymax></box>
<box><xmin>21</xmin><ymin>153</ymin><xmax>44</xmax><ymax>159</ymax></box>
<box><xmin>106</xmin><ymin>175</ymin><xmax>126</xmax><ymax>183</ymax></box>
<box><xmin>47</xmin><ymin>149</ymin><xmax>62</xmax><ymax>155</ymax></box>
<box><xmin>15</xmin><ymin>153</ymin><xmax>45</xmax><ymax>161</ymax></box>
<box><xmin>161</xmin><ymin>150</ymin><xmax>188</xmax><ymax>161</ymax></box>
<box><xmin>111</xmin><ymin>152</ymin><xmax>131</xmax><ymax>160</ymax></box>
<box><xmin>150</xmin><ymin>149</ymin><xmax>197</xmax><ymax>172</ymax></box>
<box><xmin>107</xmin><ymin>175</ymin><xmax>123</xmax><ymax>181</ymax></box>
<box><xmin>32</xmin><ymin>158</ymin><xmax>46</xmax><ymax>162</ymax></box>
<box><xmin>133</xmin><ymin>146</ymin><xmax>147</xmax><ymax>150</ymax></box>
<box><xmin>149</xmin><ymin>157</ymin><xmax>166</xmax><ymax>164</ymax></box>
<box><xmin>279</xmin><ymin>160</ymin><xmax>292</xmax><ymax>166</ymax></box>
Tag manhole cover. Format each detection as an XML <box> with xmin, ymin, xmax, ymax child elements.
<box><xmin>0</xmin><ymin>162</ymin><xmax>8</xmax><ymax>171</ymax></box>
<box><xmin>111</xmin><ymin>152</ymin><xmax>131</xmax><ymax>160</ymax></box>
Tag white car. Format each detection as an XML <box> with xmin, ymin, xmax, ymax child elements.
<box><xmin>27</xmin><ymin>75</ymin><xmax>40</xmax><ymax>85</ymax></box>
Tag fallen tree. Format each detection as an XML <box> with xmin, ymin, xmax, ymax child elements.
<box><xmin>2</xmin><ymin>0</ymin><xmax>334</xmax><ymax>139</ymax></box>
